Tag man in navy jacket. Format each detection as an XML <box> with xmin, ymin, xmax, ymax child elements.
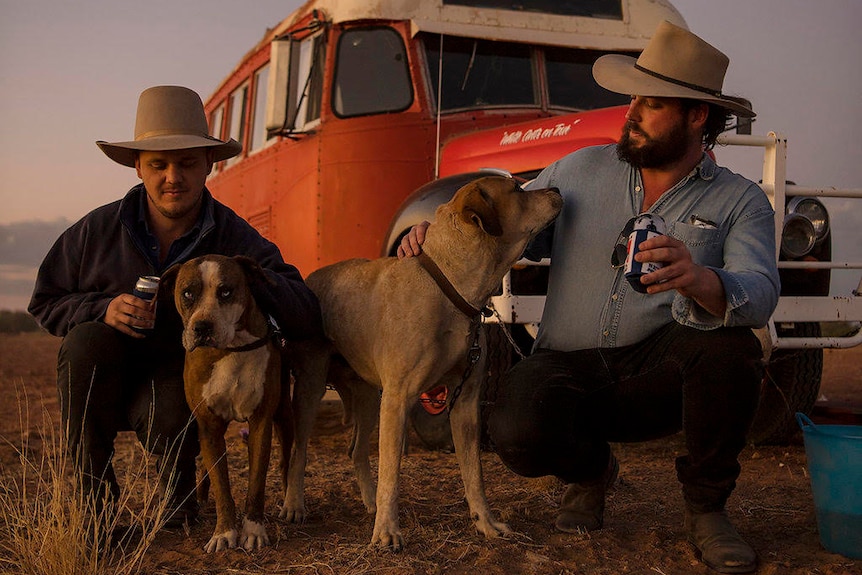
<box><xmin>29</xmin><ymin>85</ymin><xmax>322</xmax><ymax>528</ymax></box>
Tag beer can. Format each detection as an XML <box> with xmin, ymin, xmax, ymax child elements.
<box><xmin>133</xmin><ymin>276</ymin><xmax>160</xmax><ymax>302</ymax></box>
<box><xmin>623</xmin><ymin>213</ymin><xmax>666</xmax><ymax>293</ymax></box>
<box><xmin>132</xmin><ymin>275</ymin><xmax>159</xmax><ymax>333</ymax></box>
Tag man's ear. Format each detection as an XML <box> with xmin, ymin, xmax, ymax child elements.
<box><xmin>690</xmin><ymin>102</ymin><xmax>709</xmax><ymax>129</ymax></box>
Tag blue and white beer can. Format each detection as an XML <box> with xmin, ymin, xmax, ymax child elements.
<box><xmin>132</xmin><ymin>275</ymin><xmax>159</xmax><ymax>334</ymax></box>
<box><xmin>133</xmin><ymin>275</ymin><xmax>160</xmax><ymax>302</ymax></box>
<box><xmin>624</xmin><ymin>213</ymin><xmax>666</xmax><ymax>293</ymax></box>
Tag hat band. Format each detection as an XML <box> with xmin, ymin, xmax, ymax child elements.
<box><xmin>633</xmin><ymin>63</ymin><xmax>723</xmax><ymax>98</ymax></box>
<box><xmin>136</xmin><ymin>128</ymin><xmax>211</xmax><ymax>141</ymax></box>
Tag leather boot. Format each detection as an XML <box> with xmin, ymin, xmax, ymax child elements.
<box><xmin>555</xmin><ymin>454</ymin><xmax>619</xmax><ymax>532</ymax></box>
<box><xmin>686</xmin><ymin>509</ymin><xmax>757</xmax><ymax>573</ymax></box>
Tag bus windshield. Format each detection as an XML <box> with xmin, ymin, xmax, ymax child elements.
<box><xmin>422</xmin><ymin>34</ymin><xmax>631</xmax><ymax>113</ymax></box>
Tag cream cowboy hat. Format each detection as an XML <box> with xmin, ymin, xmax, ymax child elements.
<box><xmin>593</xmin><ymin>20</ymin><xmax>755</xmax><ymax>118</ymax></box>
<box><xmin>96</xmin><ymin>85</ymin><xmax>242</xmax><ymax>167</ymax></box>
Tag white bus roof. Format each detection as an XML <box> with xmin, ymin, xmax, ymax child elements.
<box><xmin>273</xmin><ymin>0</ymin><xmax>686</xmax><ymax>51</ymax></box>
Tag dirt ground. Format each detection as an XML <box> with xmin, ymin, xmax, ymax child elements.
<box><xmin>1</xmin><ymin>331</ymin><xmax>860</xmax><ymax>575</ymax></box>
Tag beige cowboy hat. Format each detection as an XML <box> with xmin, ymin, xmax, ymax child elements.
<box><xmin>96</xmin><ymin>85</ymin><xmax>242</xmax><ymax>167</ymax></box>
<box><xmin>593</xmin><ymin>20</ymin><xmax>755</xmax><ymax>118</ymax></box>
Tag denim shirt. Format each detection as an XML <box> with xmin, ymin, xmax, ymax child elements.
<box><xmin>530</xmin><ymin>144</ymin><xmax>780</xmax><ymax>352</ymax></box>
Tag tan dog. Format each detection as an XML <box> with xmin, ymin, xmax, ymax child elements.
<box><xmin>284</xmin><ymin>176</ymin><xmax>562</xmax><ymax>549</ymax></box>
<box><xmin>161</xmin><ymin>254</ymin><xmax>292</xmax><ymax>553</ymax></box>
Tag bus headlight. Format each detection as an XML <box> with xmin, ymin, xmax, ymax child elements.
<box><xmin>781</xmin><ymin>213</ymin><xmax>816</xmax><ymax>258</ymax></box>
<box><xmin>787</xmin><ymin>197</ymin><xmax>829</xmax><ymax>243</ymax></box>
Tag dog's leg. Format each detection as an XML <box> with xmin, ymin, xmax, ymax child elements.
<box><xmin>242</xmin><ymin>411</ymin><xmax>273</xmax><ymax>550</ymax></box>
<box><xmin>370</xmin><ymin>385</ymin><xmax>410</xmax><ymax>551</ymax></box>
<box><xmin>448</xmin><ymin>337</ymin><xmax>511</xmax><ymax>539</ymax></box>
<box><xmin>282</xmin><ymin>341</ymin><xmax>330</xmax><ymax>522</ymax></box>
<box><xmin>274</xmin><ymin>365</ymin><xmax>294</xmax><ymax>509</ymax></box>
<box><xmin>198</xmin><ymin>416</ymin><xmax>237</xmax><ymax>553</ymax></box>
<box><xmin>347</xmin><ymin>380</ymin><xmax>381</xmax><ymax>514</ymax></box>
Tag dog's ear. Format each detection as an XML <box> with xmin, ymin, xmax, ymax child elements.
<box><xmin>234</xmin><ymin>255</ymin><xmax>275</xmax><ymax>287</ymax></box>
<box><xmin>158</xmin><ymin>263</ymin><xmax>182</xmax><ymax>303</ymax></box>
<box><xmin>454</xmin><ymin>183</ymin><xmax>503</xmax><ymax>237</ymax></box>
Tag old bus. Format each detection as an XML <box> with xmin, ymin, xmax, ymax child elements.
<box><xmin>204</xmin><ymin>0</ymin><xmax>861</xmax><ymax>446</ymax></box>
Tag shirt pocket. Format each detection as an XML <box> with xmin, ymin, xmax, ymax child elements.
<box><xmin>669</xmin><ymin>221</ymin><xmax>725</xmax><ymax>267</ymax></box>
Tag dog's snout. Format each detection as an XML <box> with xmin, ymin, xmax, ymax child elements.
<box><xmin>193</xmin><ymin>320</ymin><xmax>214</xmax><ymax>339</ymax></box>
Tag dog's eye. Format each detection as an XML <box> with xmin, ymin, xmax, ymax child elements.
<box><xmin>182</xmin><ymin>290</ymin><xmax>195</xmax><ymax>305</ymax></box>
<box><xmin>218</xmin><ymin>287</ymin><xmax>233</xmax><ymax>301</ymax></box>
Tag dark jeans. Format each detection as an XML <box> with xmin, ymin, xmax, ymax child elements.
<box><xmin>488</xmin><ymin>323</ymin><xmax>763</xmax><ymax>513</ymax></box>
<box><xmin>57</xmin><ymin>322</ymin><xmax>198</xmax><ymax>508</ymax></box>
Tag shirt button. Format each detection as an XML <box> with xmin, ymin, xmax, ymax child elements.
<box><xmin>603</xmin><ymin>330</ymin><xmax>610</xmax><ymax>336</ymax></box>
<box><xmin>611</xmin><ymin>294</ymin><xmax>619</xmax><ymax>301</ymax></box>
<box><xmin>635</xmin><ymin>186</ymin><xmax>642</xmax><ymax>192</ymax></box>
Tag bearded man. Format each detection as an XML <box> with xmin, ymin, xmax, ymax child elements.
<box><xmin>400</xmin><ymin>21</ymin><xmax>779</xmax><ymax>574</ymax></box>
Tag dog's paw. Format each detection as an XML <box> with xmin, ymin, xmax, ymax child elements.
<box><xmin>241</xmin><ymin>517</ymin><xmax>270</xmax><ymax>551</ymax></box>
<box><xmin>475</xmin><ymin>515</ymin><xmax>513</xmax><ymax>539</ymax></box>
<box><xmin>203</xmin><ymin>528</ymin><xmax>238</xmax><ymax>553</ymax></box>
<box><xmin>370</xmin><ymin>524</ymin><xmax>405</xmax><ymax>552</ymax></box>
<box><xmin>278</xmin><ymin>503</ymin><xmax>307</xmax><ymax>523</ymax></box>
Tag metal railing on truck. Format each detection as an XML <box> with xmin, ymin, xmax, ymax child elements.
<box><xmin>489</xmin><ymin>132</ymin><xmax>862</xmax><ymax>351</ymax></box>
<box><xmin>722</xmin><ymin>132</ymin><xmax>862</xmax><ymax>350</ymax></box>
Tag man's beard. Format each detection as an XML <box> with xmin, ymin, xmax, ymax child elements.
<box><xmin>616</xmin><ymin>120</ymin><xmax>690</xmax><ymax>169</ymax></box>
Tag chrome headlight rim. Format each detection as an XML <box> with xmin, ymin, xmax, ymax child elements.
<box><xmin>786</xmin><ymin>196</ymin><xmax>829</xmax><ymax>243</ymax></box>
<box><xmin>781</xmin><ymin>213</ymin><xmax>816</xmax><ymax>259</ymax></box>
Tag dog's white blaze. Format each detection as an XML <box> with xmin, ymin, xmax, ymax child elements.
<box><xmin>191</xmin><ymin>260</ymin><xmax>246</xmax><ymax>347</ymax></box>
<box><xmin>202</xmin><ymin>346</ymin><xmax>271</xmax><ymax>421</ymax></box>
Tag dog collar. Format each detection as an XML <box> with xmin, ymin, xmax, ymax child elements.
<box><xmin>226</xmin><ymin>323</ymin><xmax>274</xmax><ymax>352</ymax></box>
<box><xmin>416</xmin><ymin>251</ymin><xmax>492</xmax><ymax>319</ymax></box>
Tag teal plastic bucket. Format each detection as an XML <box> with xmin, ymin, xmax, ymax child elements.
<box><xmin>796</xmin><ymin>412</ymin><xmax>862</xmax><ymax>559</ymax></box>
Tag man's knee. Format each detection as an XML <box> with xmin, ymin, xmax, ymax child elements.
<box><xmin>60</xmin><ymin>322</ymin><xmax>124</xmax><ymax>361</ymax></box>
<box><xmin>489</xmin><ymin>358</ymin><xmax>574</xmax><ymax>477</ymax></box>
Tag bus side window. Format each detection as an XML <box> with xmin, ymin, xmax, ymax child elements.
<box><xmin>250</xmin><ymin>64</ymin><xmax>273</xmax><ymax>152</ymax></box>
<box><xmin>209</xmin><ymin>103</ymin><xmax>226</xmax><ymax>172</ymax></box>
<box><xmin>333</xmin><ymin>27</ymin><xmax>412</xmax><ymax>118</ymax></box>
<box><xmin>227</xmin><ymin>83</ymin><xmax>248</xmax><ymax>165</ymax></box>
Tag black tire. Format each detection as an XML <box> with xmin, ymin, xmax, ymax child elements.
<box><xmin>748</xmin><ymin>322</ymin><xmax>823</xmax><ymax>445</ymax></box>
<box><xmin>409</xmin><ymin>324</ymin><xmax>515</xmax><ymax>452</ymax></box>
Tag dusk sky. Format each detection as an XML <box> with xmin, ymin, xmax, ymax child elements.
<box><xmin>1</xmin><ymin>0</ymin><xmax>860</xmax><ymax>309</ymax></box>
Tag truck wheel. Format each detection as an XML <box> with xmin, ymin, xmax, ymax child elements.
<box><xmin>409</xmin><ymin>324</ymin><xmax>514</xmax><ymax>452</ymax></box>
<box><xmin>748</xmin><ymin>322</ymin><xmax>823</xmax><ymax>445</ymax></box>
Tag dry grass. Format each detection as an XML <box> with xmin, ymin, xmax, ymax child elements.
<box><xmin>0</xmin><ymin>382</ymin><xmax>177</xmax><ymax>575</ymax></box>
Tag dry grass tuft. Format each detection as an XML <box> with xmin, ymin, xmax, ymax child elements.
<box><xmin>0</xmin><ymin>382</ymin><xmax>176</xmax><ymax>575</ymax></box>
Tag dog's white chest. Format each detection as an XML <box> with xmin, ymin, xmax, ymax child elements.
<box><xmin>202</xmin><ymin>347</ymin><xmax>270</xmax><ymax>422</ymax></box>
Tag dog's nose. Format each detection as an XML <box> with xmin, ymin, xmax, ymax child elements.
<box><xmin>193</xmin><ymin>320</ymin><xmax>214</xmax><ymax>340</ymax></box>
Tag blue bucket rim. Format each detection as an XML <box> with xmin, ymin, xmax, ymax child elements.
<box><xmin>796</xmin><ymin>412</ymin><xmax>862</xmax><ymax>439</ymax></box>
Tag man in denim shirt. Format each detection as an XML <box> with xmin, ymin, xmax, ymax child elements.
<box><xmin>400</xmin><ymin>22</ymin><xmax>778</xmax><ymax>574</ymax></box>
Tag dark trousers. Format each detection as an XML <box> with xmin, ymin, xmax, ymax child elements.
<box><xmin>57</xmin><ymin>322</ymin><xmax>198</xmax><ymax>508</ymax></box>
<box><xmin>488</xmin><ymin>323</ymin><xmax>763</xmax><ymax>513</ymax></box>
